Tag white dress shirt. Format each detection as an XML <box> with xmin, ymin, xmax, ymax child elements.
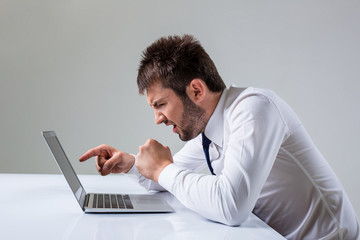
<box><xmin>130</xmin><ymin>86</ymin><xmax>359</xmax><ymax>239</ymax></box>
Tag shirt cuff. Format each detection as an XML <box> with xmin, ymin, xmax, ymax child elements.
<box><xmin>158</xmin><ymin>163</ymin><xmax>184</xmax><ymax>192</ymax></box>
<box><xmin>126</xmin><ymin>154</ymin><xmax>140</xmax><ymax>176</ymax></box>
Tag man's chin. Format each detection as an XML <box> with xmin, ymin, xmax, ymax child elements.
<box><xmin>178</xmin><ymin>135</ymin><xmax>188</xmax><ymax>142</ymax></box>
<box><xmin>178</xmin><ymin>132</ymin><xmax>196</xmax><ymax>142</ymax></box>
<box><xmin>177</xmin><ymin>132</ymin><xmax>187</xmax><ymax>141</ymax></box>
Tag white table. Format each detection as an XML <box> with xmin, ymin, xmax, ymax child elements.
<box><xmin>0</xmin><ymin>174</ymin><xmax>285</xmax><ymax>239</ymax></box>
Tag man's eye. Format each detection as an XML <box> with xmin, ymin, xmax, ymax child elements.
<box><xmin>152</xmin><ymin>102</ymin><xmax>166</xmax><ymax>109</ymax></box>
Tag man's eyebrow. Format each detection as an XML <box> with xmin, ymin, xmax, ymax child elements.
<box><xmin>150</xmin><ymin>97</ymin><xmax>165</xmax><ymax>108</ymax></box>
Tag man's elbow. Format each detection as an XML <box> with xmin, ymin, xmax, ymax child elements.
<box><xmin>220</xmin><ymin>213</ymin><xmax>249</xmax><ymax>226</ymax></box>
<box><xmin>214</xmin><ymin>204</ymin><xmax>252</xmax><ymax>226</ymax></box>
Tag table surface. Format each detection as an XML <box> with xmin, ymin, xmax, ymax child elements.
<box><xmin>0</xmin><ymin>173</ymin><xmax>285</xmax><ymax>240</ymax></box>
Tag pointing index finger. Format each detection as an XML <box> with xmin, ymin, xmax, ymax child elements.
<box><xmin>79</xmin><ymin>149</ymin><xmax>96</xmax><ymax>162</ymax></box>
<box><xmin>79</xmin><ymin>145</ymin><xmax>110</xmax><ymax>162</ymax></box>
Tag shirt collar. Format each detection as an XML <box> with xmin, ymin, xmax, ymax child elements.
<box><xmin>203</xmin><ymin>88</ymin><xmax>228</xmax><ymax>148</ymax></box>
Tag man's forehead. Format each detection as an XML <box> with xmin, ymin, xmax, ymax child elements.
<box><xmin>146</xmin><ymin>83</ymin><xmax>171</xmax><ymax>105</ymax></box>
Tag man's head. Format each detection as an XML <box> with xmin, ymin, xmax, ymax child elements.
<box><xmin>137</xmin><ymin>34</ymin><xmax>226</xmax><ymax>99</ymax></box>
<box><xmin>137</xmin><ymin>35</ymin><xmax>225</xmax><ymax>141</ymax></box>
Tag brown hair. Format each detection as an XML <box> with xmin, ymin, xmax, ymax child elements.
<box><xmin>137</xmin><ymin>34</ymin><xmax>226</xmax><ymax>98</ymax></box>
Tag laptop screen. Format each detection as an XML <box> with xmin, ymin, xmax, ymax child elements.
<box><xmin>42</xmin><ymin>131</ymin><xmax>85</xmax><ymax>203</ymax></box>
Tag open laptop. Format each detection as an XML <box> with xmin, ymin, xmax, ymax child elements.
<box><xmin>42</xmin><ymin>131</ymin><xmax>174</xmax><ymax>213</ymax></box>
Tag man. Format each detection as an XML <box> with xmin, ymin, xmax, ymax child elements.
<box><xmin>79</xmin><ymin>35</ymin><xmax>359</xmax><ymax>239</ymax></box>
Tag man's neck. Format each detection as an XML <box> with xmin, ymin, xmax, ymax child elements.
<box><xmin>203</xmin><ymin>90</ymin><xmax>223</xmax><ymax>128</ymax></box>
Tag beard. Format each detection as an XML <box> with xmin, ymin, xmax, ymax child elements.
<box><xmin>178</xmin><ymin>96</ymin><xmax>207</xmax><ymax>141</ymax></box>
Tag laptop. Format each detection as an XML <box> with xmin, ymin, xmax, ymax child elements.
<box><xmin>42</xmin><ymin>131</ymin><xmax>174</xmax><ymax>213</ymax></box>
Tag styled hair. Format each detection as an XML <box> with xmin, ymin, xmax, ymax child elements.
<box><xmin>137</xmin><ymin>34</ymin><xmax>226</xmax><ymax>98</ymax></box>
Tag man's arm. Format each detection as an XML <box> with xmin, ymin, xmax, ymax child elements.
<box><xmin>137</xmin><ymin>95</ymin><xmax>288</xmax><ymax>226</ymax></box>
<box><xmin>79</xmin><ymin>144</ymin><xmax>167</xmax><ymax>191</ymax></box>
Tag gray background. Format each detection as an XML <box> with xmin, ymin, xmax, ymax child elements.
<box><xmin>1</xmin><ymin>0</ymin><xmax>359</xmax><ymax>218</ymax></box>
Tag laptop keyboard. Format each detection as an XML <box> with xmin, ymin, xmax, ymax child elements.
<box><xmin>92</xmin><ymin>194</ymin><xmax>134</xmax><ymax>209</ymax></box>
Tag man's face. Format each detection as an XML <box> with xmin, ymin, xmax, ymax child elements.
<box><xmin>146</xmin><ymin>82</ymin><xmax>206</xmax><ymax>141</ymax></box>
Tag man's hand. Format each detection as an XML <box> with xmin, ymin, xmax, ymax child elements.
<box><xmin>79</xmin><ymin>144</ymin><xmax>135</xmax><ymax>176</ymax></box>
<box><xmin>135</xmin><ymin>139</ymin><xmax>173</xmax><ymax>182</ymax></box>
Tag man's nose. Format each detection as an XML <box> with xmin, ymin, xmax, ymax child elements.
<box><xmin>155</xmin><ymin>111</ymin><xmax>165</xmax><ymax>125</ymax></box>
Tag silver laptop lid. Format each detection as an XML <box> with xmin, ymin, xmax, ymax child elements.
<box><xmin>42</xmin><ymin>131</ymin><xmax>87</xmax><ymax>210</ymax></box>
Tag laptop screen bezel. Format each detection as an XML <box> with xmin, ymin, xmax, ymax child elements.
<box><xmin>42</xmin><ymin>131</ymin><xmax>86</xmax><ymax>211</ymax></box>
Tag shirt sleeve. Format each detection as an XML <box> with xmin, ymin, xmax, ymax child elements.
<box><xmin>158</xmin><ymin>94</ymin><xmax>288</xmax><ymax>226</ymax></box>
<box><xmin>126</xmin><ymin>154</ymin><xmax>166</xmax><ymax>191</ymax></box>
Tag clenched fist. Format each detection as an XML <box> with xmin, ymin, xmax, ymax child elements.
<box><xmin>135</xmin><ymin>139</ymin><xmax>173</xmax><ymax>182</ymax></box>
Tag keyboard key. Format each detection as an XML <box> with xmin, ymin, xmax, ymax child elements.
<box><xmin>98</xmin><ymin>194</ymin><xmax>104</xmax><ymax>208</ymax></box>
<box><xmin>104</xmin><ymin>194</ymin><xmax>110</xmax><ymax>208</ymax></box>
<box><xmin>111</xmin><ymin>194</ymin><xmax>118</xmax><ymax>208</ymax></box>
<box><xmin>85</xmin><ymin>194</ymin><xmax>90</xmax><ymax>208</ymax></box>
<box><xmin>116</xmin><ymin>194</ymin><xmax>125</xmax><ymax>209</ymax></box>
<box><xmin>93</xmin><ymin>194</ymin><xmax>97</xmax><ymax>208</ymax></box>
<box><xmin>123</xmin><ymin>195</ymin><xmax>134</xmax><ymax>209</ymax></box>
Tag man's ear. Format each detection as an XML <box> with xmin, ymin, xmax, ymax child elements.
<box><xmin>186</xmin><ymin>79</ymin><xmax>206</xmax><ymax>103</ymax></box>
